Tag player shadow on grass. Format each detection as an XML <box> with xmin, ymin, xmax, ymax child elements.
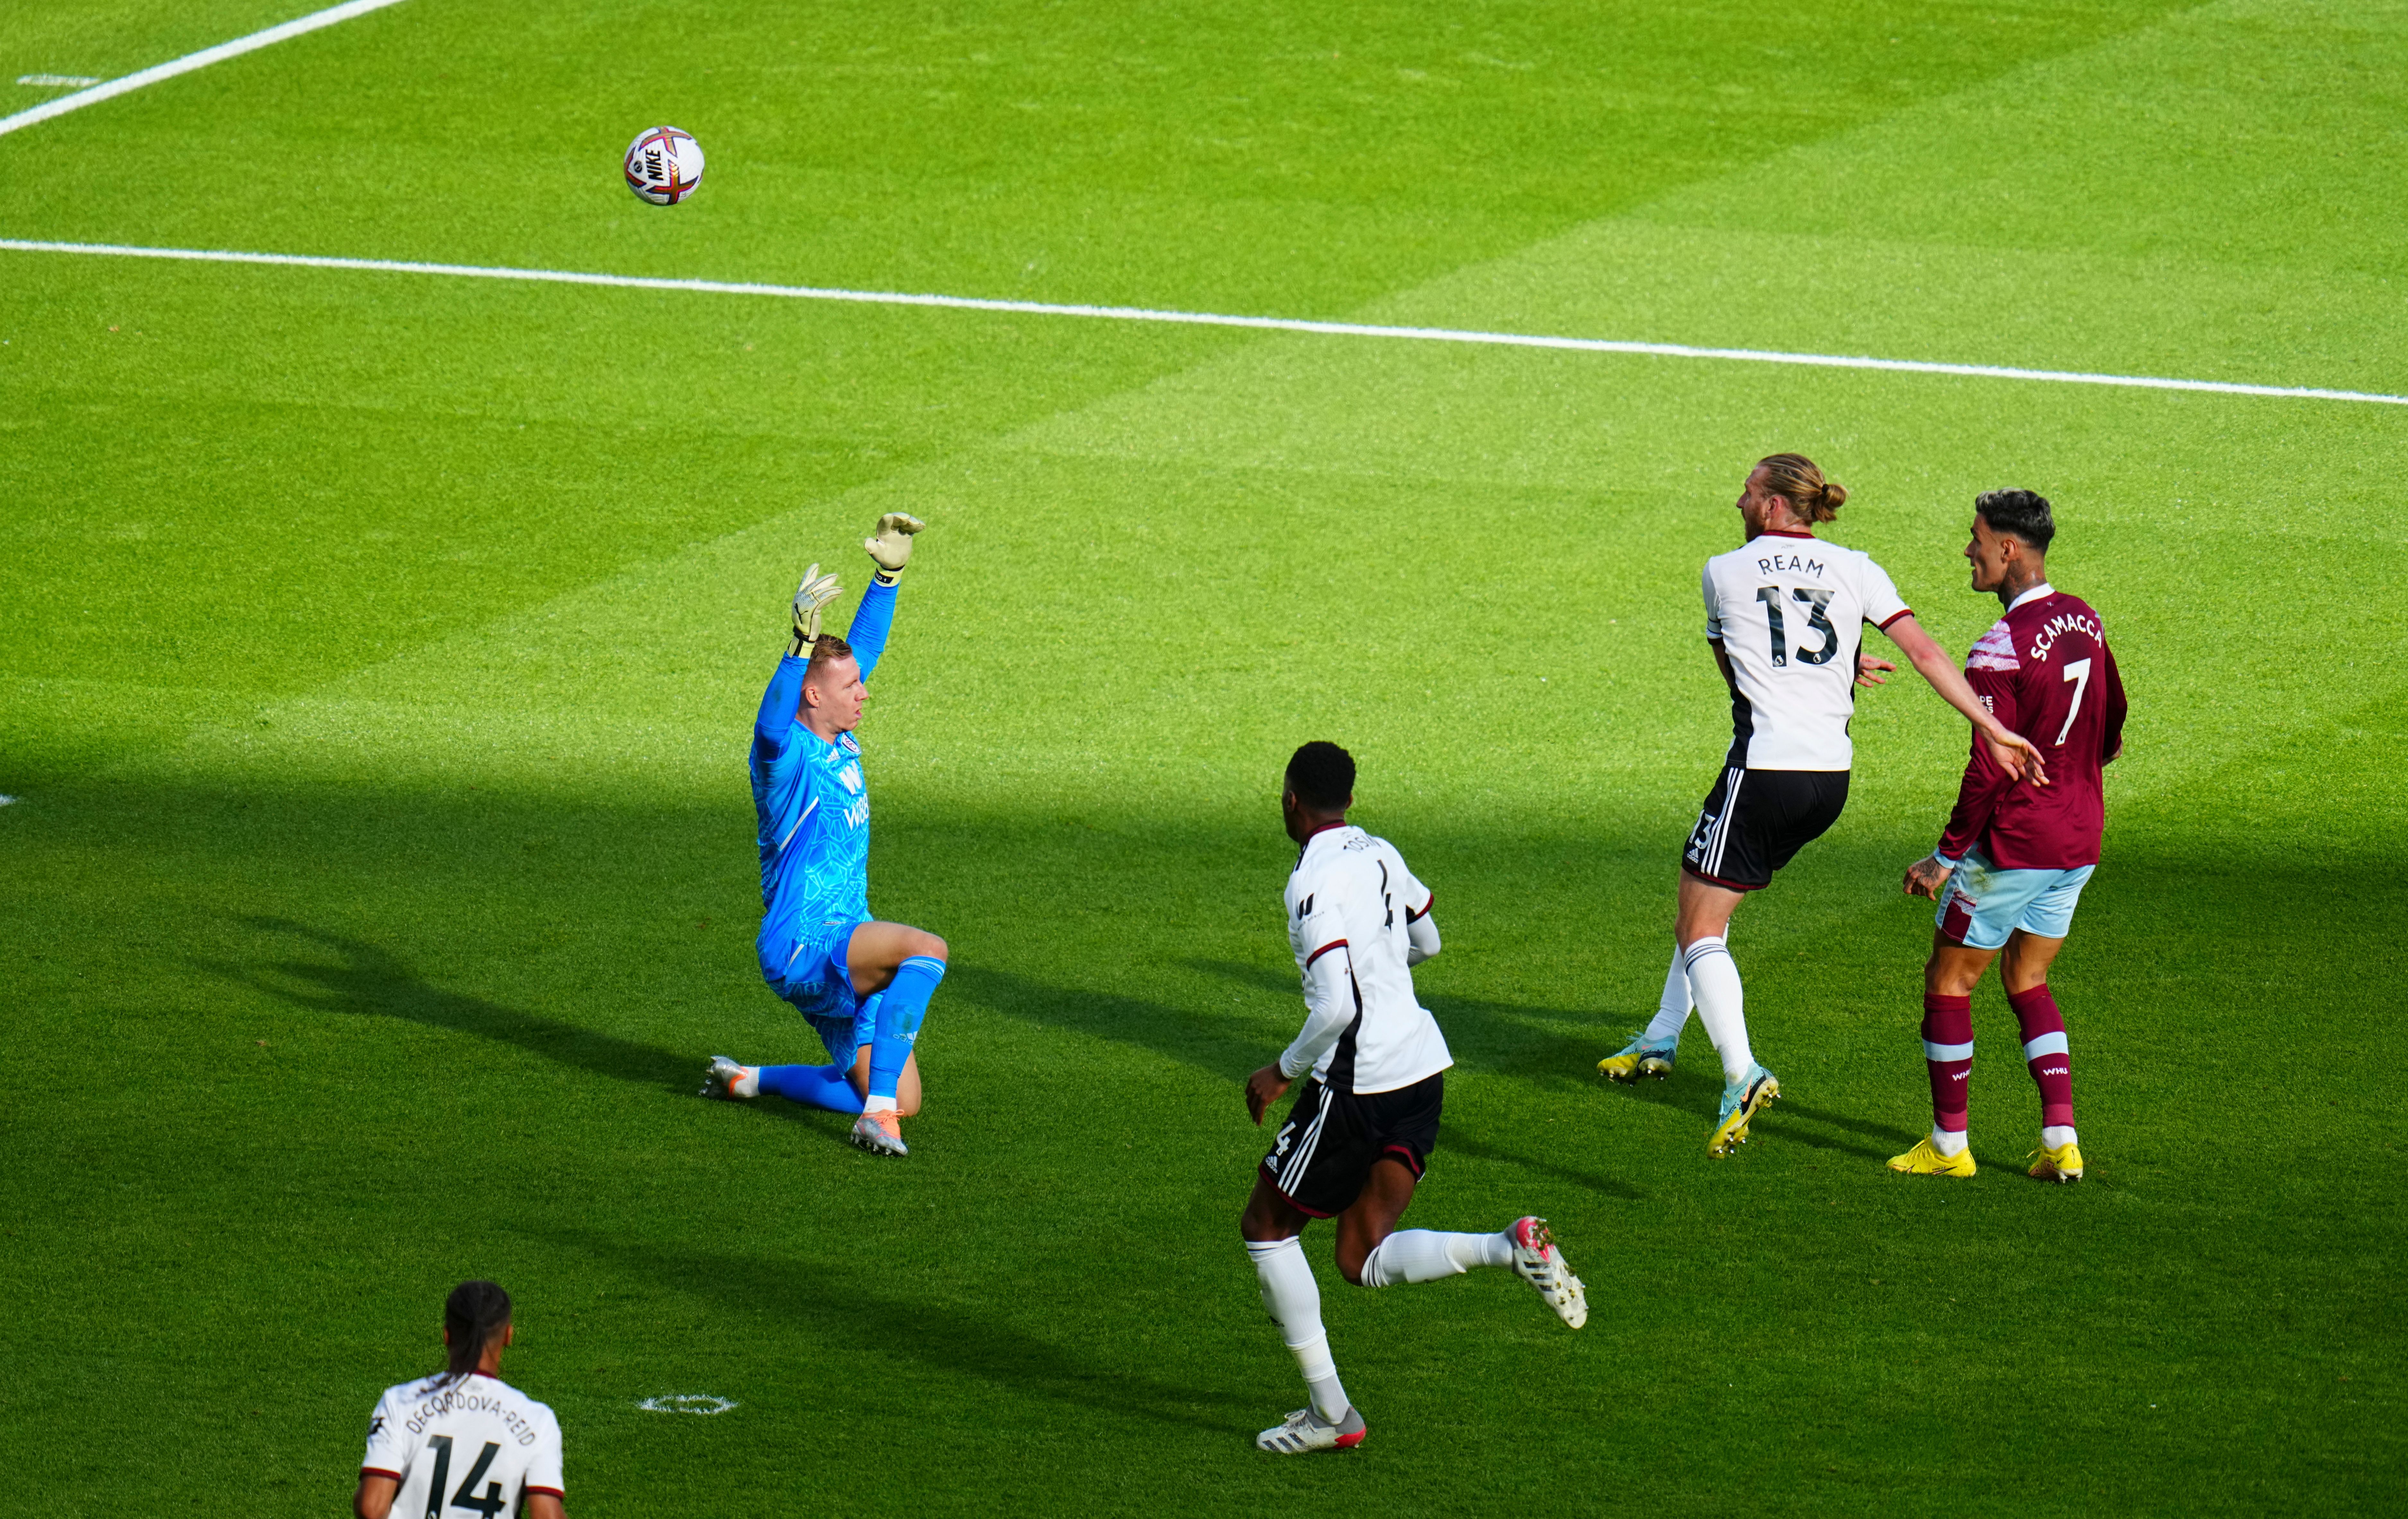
<box><xmin>1183</xmin><ymin>957</ymin><xmax>1625</xmax><ymax>1087</ymax></box>
<box><xmin>1165</xmin><ymin>960</ymin><xmax>1645</xmax><ymax>1199</ymax></box>
<box><xmin>214</xmin><ymin>917</ymin><xmax>844</xmax><ymax>1143</ymax></box>
<box><xmin>1591</xmin><ymin>1069</ymin><xmax>1914</xmax><ymax>1161</ymax></box>
<box><xmin>942</xmin><ymin>961</ymin><xmax>1274</xmax><ymax>1084</ymax></box>
<box><xmin>1763</xmin><ymin>1100</ymin><xmax>1918</xmax><ymax>1161</ymax></box>
<box><xmin>542</xmin><ymin>1229</ymin><xmax>1255</xmax><ymax>1435</ymax></box>
<box><xmin>1185</xmin><ymin>958</ymin><xmax>1910</xmax><ymax>1167</ymax></box>
<box><xmin>1432</xmin><ymin>1126</ymin><xmax>1647</xmax><ymax>1201</ymax></box>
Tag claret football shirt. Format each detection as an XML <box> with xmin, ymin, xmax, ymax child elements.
<box><xmin>1938</xmin><ymin>582</ymin><xmax>2127</xmax><ymax>870</ymax></box>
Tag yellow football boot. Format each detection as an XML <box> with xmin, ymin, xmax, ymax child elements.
<box><xmin>1706</xmin><ymin>1065</ymin><xmax>1778</xmax><ymax>1156</ymax></box>
<box><xmin>1887</xmin><ymin>1137</ymin><xmax>1977</xmax><ymax>1177</ymax></box>
<box><xmin>1597</xmin><ymin>1034</ymin><xmax>1676</xmax><ymax>1083</ymax></box>
<box><xmin>2027</xmin><ymin>1142</ymin><xmax>2084</xmax><ymax>1183</ymax></box>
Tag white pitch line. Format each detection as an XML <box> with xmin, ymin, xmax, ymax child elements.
<box><xmin>4</xmin><ymin>235</ymin><xmax>2404</xmax><ymax>409</ymax></box>
<box><xmin>0</xmin><ymin>0</ymin><xmax>408</xmax><ymax>139</ymax></box>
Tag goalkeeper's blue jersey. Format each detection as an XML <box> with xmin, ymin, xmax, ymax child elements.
<box><xmin>751</xmin><ymin>580</ymin><xmax>898</xmax><ymax>964</ymax></box>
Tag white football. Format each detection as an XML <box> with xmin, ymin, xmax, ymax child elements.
<box><xmin>624</xmin><ymin>126</ymin><xmax>704</xmax><ymax>205</ymax></box>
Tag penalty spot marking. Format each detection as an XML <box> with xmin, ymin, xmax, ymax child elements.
<box><xmin>636</xmin><ymin>1394</ymin><xmax>737</xmax><ymax>1415</ymax></box>
<box><xmin>3</xmin><ymin>237</ymin><xmax>2404</xmax><ymax>410</ymax></box>
<box><xmin>0</xmin><ymin>0</ymin><xmax>409</xmax><ymax>139</ymax></box>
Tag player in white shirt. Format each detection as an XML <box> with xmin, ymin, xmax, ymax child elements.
<box><xmin>355</xmin><ymin>1281</ymin><xmax>566</xmax><ymax>1519</ymax></box>
<box><xmin>1240</xmin><ymin>742</ymin><xmax>1588</xmax><ymax>1455</ymax></box>
<box><xmin>1595</xmin><ymin>455</ymin><xmax>2047</xmax><ymax>1155</ymax></box>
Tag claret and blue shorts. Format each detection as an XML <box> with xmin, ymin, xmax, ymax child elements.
<box><xmin>1936</xmin><ymin>849</ymin><xmax>2094</xmax><ymax>950</ymax></box>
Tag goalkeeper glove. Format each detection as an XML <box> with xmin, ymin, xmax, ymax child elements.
<box><xmin>790</xmin><ymin>563</ymin><xmax>843</xmax><ymax>657</ymax></box>
<box><xmin>863</xmin><ymin>512</ymin><xmax>926</xmax><ymax>586</ymax></box>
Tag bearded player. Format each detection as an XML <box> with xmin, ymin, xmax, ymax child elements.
<box><xmin>1889</xmin><ymin>490</ymin><xmax>2125</xmax><ymax>1182</ymax></box>
<box><xmin>1241</xmin><ymin>742</ymin><xmax>1587</xmax><ymax>1455</ymax></box>
<box><xmin>699</xmin><ymin>514</ymin><xmax>947</xmax><ymax>1158</ymax></box>
<box><xmin>1594</xmin><ymin>454</ymin><xmax>2049</xmax><ymax>1155</ymax></box>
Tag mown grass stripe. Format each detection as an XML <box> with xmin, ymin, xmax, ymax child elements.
<box><xmin>5</xmin><ymin>235</ymin><xmax>2402</xmax><ymax>409</ymax></box>
<box><xmin>0</xmin><ymin>0</ymin><xmax>410</xmax><ymax>139</ymax></box>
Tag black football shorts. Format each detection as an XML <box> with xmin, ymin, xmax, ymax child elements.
<box><xmin>1259</xmin><ymin>1073</ymin><xmax>1444</xmax><ymax>1218</ymax></box>
<box><xmin>1682</xmin><ymin>767</ymin><xmax>1850</xmax><ymax>892</ymax></box>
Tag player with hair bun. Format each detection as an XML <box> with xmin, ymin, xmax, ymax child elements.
<box><xmin>355</xmin><ymin>1281</ymin><xmax>565</xmax><ymax>1519</ymax></box>
<box><xmin>1597</xmin><ymin>455</ymin><xmax>2050</xmax><ymax>1155</ymax></box>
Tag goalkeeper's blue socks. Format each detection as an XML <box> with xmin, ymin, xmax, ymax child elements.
<box><xmin>756</xmin><ymin>1062</ymin><xmax>865</xmax><ymax>1114</ymax></box>
<box><xmin>866</xmin><ymin>955</ymin><xmax>947</xmax><ymax>1107</ymax></box>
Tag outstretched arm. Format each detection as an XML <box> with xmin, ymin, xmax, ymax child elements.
<box><xmin>845</xmin><ymin>579</ymin><xmax>897</xmax><ymax>683</ymax></box>
<box><xmin>754</xmin><ymin>656</ymin><xmax>809</xmax><ymax>755</ymax></box>
<box><xmin>846</xmin><ymin>513</ymin><xmax>926</xmax><ymax>684</ymax></box>
<box><xmin>1906</xmin><ymin>669</ymin><xmax>2024</xmax><ymax>898</ymax></box>
<box><xmin>756</xmin><ymin>565</ymin><xmax>844</xmax><ymax>754</ymax></box>
<box><xmin>1879</xmin><ymin>614</ymin><xmax>2048</xmax><ymax>786</ymax></box>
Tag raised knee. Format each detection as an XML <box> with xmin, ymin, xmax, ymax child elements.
<box><xmin>916</xmin><ymin>932</ymin><xmax>949</xmax><ymax>962</ymax></box>
<box><xmin>1337</xmin><ymin>1262</ymin><xmax>1368</xmax><ymax>1288</ymax></box>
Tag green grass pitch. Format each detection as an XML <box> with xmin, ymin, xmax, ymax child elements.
<box><xmin>4</xmin><ymin>0</ymin><xmax>2404</xmax><ymax>1513</ymax></box>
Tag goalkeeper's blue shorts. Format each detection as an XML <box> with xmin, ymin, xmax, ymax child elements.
<box><xmin>763</xmin><ymin>917</ymin><xmax>873</xmax><ymax>1060</ymax></box>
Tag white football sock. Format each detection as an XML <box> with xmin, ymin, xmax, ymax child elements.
<box><xmin>1641</xmin><ymin>949</ymin><xmax>1692</xmax><ymax>1045</ymax></box>
<box><xmin>732</xmin><ymin>1066</ymin><xmax>759</xmax><ymax>1099</ymax></box>
<box><xmin>1682</xmin><ymin>936</ymin><xmax>1752</xmax><ymax>1084</ymax></box>
<box><xmin>2042</xmin><ymin>1124</ymin><xmax>2078</xmax><ymax>1150</ymax></box>
<box><xmin>1246</xmin><ymin>1237</ymin><xmax>1349</xmax><ymax>1421</ymax></box>
<box><xmin>1931</xmin><ymin>1126</ymin><xmax>1969</xmax><ymax>1157</ymax></box>
<box><xmin>1359</xmin><ymin>1229</ymin><xmax>1513</xmax><ymax>1286</ymax></box>
<box><xmin>864</xmin><ymin>1095</ymin><xmax>899</xmax><ymax>1115</ymax></box>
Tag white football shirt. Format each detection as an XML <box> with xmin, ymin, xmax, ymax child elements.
<box><xmin>1282</xmin><ymin>824</ymin><xmax>1452</xmax><ymax>1094</ymax></box>
<box><xmin>362</xmin><ymin>1373</ymin><xmax>564</xmax><ymax>1517</ymax></box>
<box><xmin>1702</xmin><ymin>531</ymin><xmax>1912</xmax><ymax>771</ymax></box>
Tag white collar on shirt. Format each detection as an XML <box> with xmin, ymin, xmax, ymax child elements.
<box><xmin>2008</xmin><ymin>582</ymin><xmax>2055</xmax><ymax>612</ymax></box>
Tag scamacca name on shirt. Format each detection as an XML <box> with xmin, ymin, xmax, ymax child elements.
<box><xmin>406</xmin><ymin>1389</ymin><xmax>541</xmax><ymax>1445</ymax></box>
<box><xmin>2026</xmin><ymin>610</ymin><xmax>2102</xmax><ymax>664</ymax></box>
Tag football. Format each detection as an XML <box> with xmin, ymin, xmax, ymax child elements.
<box><xmin>623</xmin><ymin>126</ymin><xmax>704</xmax><ymax>205</ymax></box>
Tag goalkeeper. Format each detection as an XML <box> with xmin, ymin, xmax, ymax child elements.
<box><xmin>699</xmin><ymin>513</ymin><xmax>947</xmax><ymax>1157</ymax></box>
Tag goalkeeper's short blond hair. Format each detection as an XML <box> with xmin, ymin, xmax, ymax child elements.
<box><xmin>805</xmin><ymin>633</ymin><xmax>855</xmax><ymax>678</ymax></box>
